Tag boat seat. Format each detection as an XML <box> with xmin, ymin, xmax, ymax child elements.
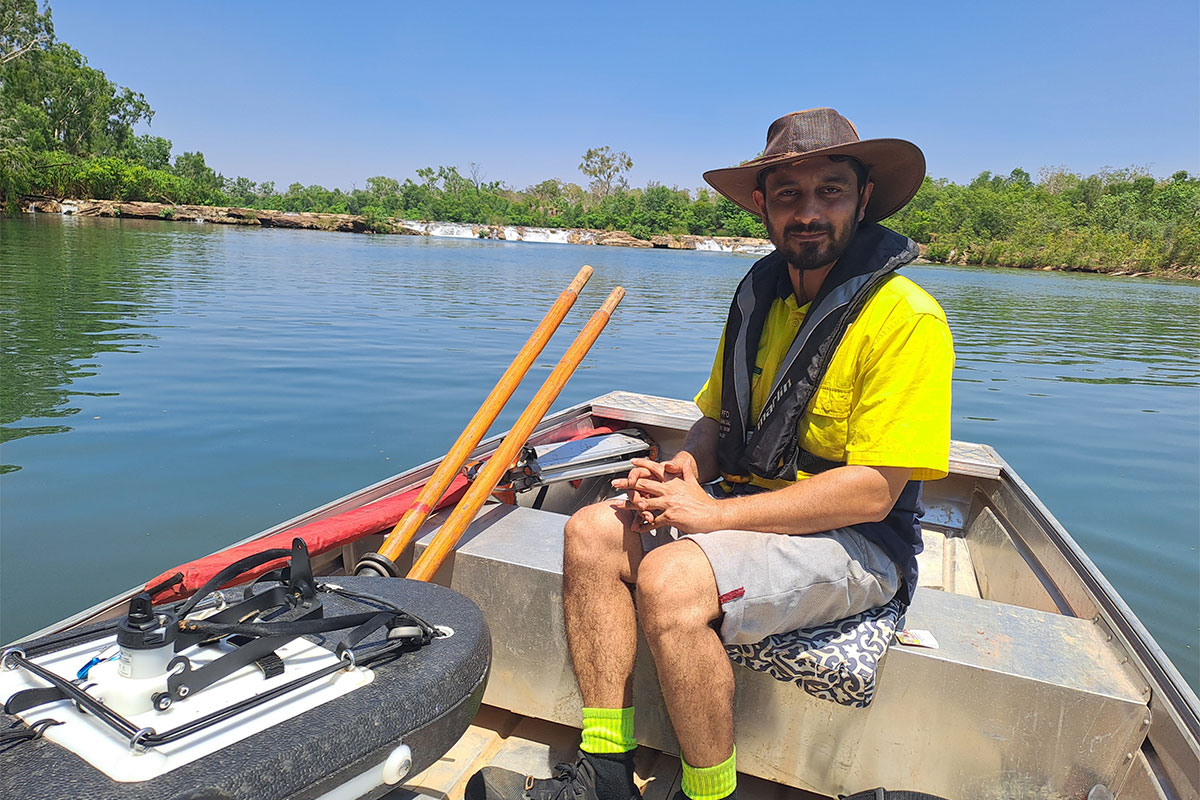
<box><xmin>724</xmin><ymin>596</ymin><xmax>905</xmax><ymax>708</ymax></box>
<box><xmin>724</xmin><ymin>526</ymin><xmax>983</xmax><ymax>707</ymax></box>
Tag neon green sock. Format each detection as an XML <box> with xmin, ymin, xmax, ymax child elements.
<box><xmin>681</xmin><ymin>748</ymin><xmax>736</xmax><ymax>800</ymax></box>
<box><xmin>579</xmin><ymin>707</ymin><xmax>636</xmax><ymax>755</ymax></box>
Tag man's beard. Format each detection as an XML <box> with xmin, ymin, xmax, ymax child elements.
<box><xmin>770</xmin><ymin>217</ymin><xmax>858</xmax><ymax>271</ymax></box>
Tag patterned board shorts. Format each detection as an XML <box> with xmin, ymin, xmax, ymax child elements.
<box><xmin>642</xmin><ymin>524</ymin><xmax>900</xmax><ymax>645</ymax></box>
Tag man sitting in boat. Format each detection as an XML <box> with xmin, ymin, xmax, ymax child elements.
<box><xmin>469</xmin><ymin>108</ymin><xmax>955</xmax><ymax>800</ymax></box>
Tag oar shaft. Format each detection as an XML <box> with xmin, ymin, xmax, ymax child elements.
<box><xmin>407</xmin><ymin>286</ymin><xmax>625</xmax><ymax>582</ymax></box>
<box><xmin>370</xmin><ymin>265</ymin><xmax>594</xmax><ymax>567</ymax></box>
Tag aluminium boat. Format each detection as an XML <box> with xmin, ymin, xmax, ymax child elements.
<box><xmin>4</xmin><ymin>391</ymin><xmax>1197</xmax><ymax>800</ymax></box>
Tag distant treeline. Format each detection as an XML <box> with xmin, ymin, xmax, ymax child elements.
<box><xmin>2</xmin><ymin>1</ymin><xmax>1197</xmax><ymax>273</ymax></box>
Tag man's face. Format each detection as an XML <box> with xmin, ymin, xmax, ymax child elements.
<box><xmin>753</xmin><ymin>158</ymin><xmax>873</xmax><ymax>271</ymax></box>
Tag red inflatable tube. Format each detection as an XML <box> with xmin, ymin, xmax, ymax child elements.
<box><xmin>145</xmin><ymin>425</ymin><xmax>624</xmax><ymax>603</ymax></box>
<box><xmin>145</xmin><ymin>475</ymin><xmax>470</xmax><ymax>603</ymax></box>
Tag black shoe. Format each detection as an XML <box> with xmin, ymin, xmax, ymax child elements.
<box><xmin>672</xmin><ymin>790</ymin><xmax>737</xmax><ymax>800</ymax></box>
<box><xmin>466</xmin><ymin>752</ymin><xmax>641</xmax><ymax>800</ymax></box>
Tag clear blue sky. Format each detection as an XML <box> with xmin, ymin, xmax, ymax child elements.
<box><xmin>52</xmin><ymin>0</ymin><xmax>1199</xmax><ymax>193</ymax></box>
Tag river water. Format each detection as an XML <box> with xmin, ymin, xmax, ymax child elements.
<box><xmin>1</xmin><ymin>215</ymin><xmax>1197</xmax><ymax>689</ymax></box>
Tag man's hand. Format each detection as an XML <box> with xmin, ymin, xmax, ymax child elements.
<box><xmin>611</xmin><ymin>455</ymin><xmax>721</xmax><ymax>534</ymax></box>
<box><xmin>616</xmin><ymin>458</ymin><xmax>662</xmax><ymax>530</ymax></box>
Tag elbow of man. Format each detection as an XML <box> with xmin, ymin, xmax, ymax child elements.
<box><xmin>850</xmin><ymin>466</ymin><xmax>910</xmax><ymax>524</ymax></box>
<box><xmin>861</xmin><ymin>497</ymin><xmax>893</xmax><ymax>524</ymax></box>
<box><xmin>859</xmin><ymin>477</ymin><xmax>902</xmax><ymax>523</ymax></box>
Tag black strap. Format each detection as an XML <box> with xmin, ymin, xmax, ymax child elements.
<box><xmin>795</xmin><ymin>448</ymin><xmax>844</xmax><ymax>475</ymax></box>
<box><xmin>840</xmin><ymin>790</ymin><xmax>951</xmax><ymax>800</ymax></box>
<box><xmin>146</xmin><ymin>572</ymin><xmax>184</xmax><ymax>598</ymax></box>
<box><xmin>180</xmin><ymin>610</ymin><xmax>387</xmax><ymax>639</ymax></box>
<box><xmin>4</xmin><ymin>687</ymin><xmax>68</xmax><ymax>715</ymax></box>
<box><xmin>0</xmin><ymin>719</ymin><xmax>63</xmax><ymax>750</ymax></box>
<box><xmin>177</xmin><ymin>547</ymin><xmax>292</xmax><ymax>616</ymax></box>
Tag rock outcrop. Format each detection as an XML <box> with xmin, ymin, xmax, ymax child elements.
<box><xmin>594</xmin><ymin>231</ymin><xmax>653</xmax><ymax>248</ymax></box>
<box><xmin>21</xmin><ymin>198</ymin><xmax>400</xmax><ymax>235</ymax></box>
<box><xmin>20</xmin><ymin>198</ymin><xmax>775</xmax><ymax>255</ymax></box>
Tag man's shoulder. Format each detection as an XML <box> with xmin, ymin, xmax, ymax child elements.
<box><xmin>867</xmin><ymin>273</ymin><xmax>948</xmax><ymax>323</ymax></box>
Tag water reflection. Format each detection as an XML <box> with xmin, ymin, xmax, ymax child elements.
<box><xmin>0</xmin><ymin>217</ymin><xmax>180</xmax><ymax>469</ymax></box>
<box><xmin>927</xmin><ymin>266</ymin><xmax>1199</xmax><ymax>390</ymax></box>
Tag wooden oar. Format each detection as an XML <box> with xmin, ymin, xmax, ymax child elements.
<box><xmin>355</xmin><ymin>265</ymin><xmax>594</xmax><ymax>578</ymax></box>
<box><xmin>407</xmin><ymin>286</ymin><xmax>625</xmax><ymax>582</ymax></box>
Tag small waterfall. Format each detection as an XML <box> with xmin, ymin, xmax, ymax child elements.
<box><xmin>400</xmin><ymin>221</ymin><xmax>480</xmax><ymax>238</ymax></box>
<box><xmin>693</xmin><ymin>239</ymin><xmax>774</xmax><ymax>256</ymax></box>
<box><xmin>400</xmin><ymin>220</ymin><xmax>769</xmax><ymax>255</ymax></box>
<box><xmin>503</xmin><ymin>227</ymin><xmax>575</xmax><ymax>244</ymax></box>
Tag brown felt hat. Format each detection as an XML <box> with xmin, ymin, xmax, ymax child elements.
<box><xmin>703</xmin><ymin>108</ymin><xmax>926</xmax><ymax>222</ymax></box>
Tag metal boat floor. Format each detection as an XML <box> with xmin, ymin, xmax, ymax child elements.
<box><xmin>916</xmin><ymin>528</ymin><xmax>981</xmax><ymax>597</ymax></box>
<box><xmin>392</xmin><ymin>705</ymin><xmax>827</xmax><ymax>800</ymax></box>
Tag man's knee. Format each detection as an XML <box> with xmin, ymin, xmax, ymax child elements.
<box><xmin>636</xmin><ymin>541</ymin><xmax>719</xmax><ymax>637</ymax></box>
<box><xmin>563</xmin><ymin>501</ymin><xmax>630</xmax><ymax>570</ymax></box>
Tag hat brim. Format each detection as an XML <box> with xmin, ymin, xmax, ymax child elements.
<box><xmin>702</xmin><ymin>138</ymin><xmax>926</xmax><ymax>223</ymax></box>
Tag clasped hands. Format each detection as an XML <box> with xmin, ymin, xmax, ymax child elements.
<box><xmin>610</xmin><ymin>453</ymin><xmax>722</xmax><ymax>535</ymax></box>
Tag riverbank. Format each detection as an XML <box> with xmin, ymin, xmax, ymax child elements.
<box><xmin>19</xmin><ymin>197</ymin><xmax>1195</xmax><ymax>278</ymax></box>
<box><xmin>20</xmin><ymin>198</ymin><xmax>775</xmax><ymax>256</ymax></box>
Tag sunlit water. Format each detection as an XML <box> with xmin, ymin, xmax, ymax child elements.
<box><xmin>2</xmin><ymin>215</ymin><xmax>1197</xmax><ymax>689</ymax></box>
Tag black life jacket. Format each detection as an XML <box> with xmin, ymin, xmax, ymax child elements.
<box><xmin>715</xmin><ymin>222</ymin><xmax>925</xmax><ymax>603</ymax></box>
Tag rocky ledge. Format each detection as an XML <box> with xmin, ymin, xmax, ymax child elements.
<box><xmin>22</xmin><ymin>198</ymin><xmax>375</xmax><ymax>233</ymax></box>
<box><xmin>21</xmin><ymin>198</ymin><xmax>775</xmax><ymax>255</ymax></box>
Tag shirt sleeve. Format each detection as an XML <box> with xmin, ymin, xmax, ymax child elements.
<box><xmin>844</xmin><ymin>311</ymin><xmax>955</xmax><ymax>481</ymax></box>
<box><xmin>693</xmin><ymin>324</ymin><xmax>728</xmax><ymax>420</ymax></box>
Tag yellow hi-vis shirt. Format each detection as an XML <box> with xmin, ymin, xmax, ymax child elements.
<box><xmin>694</xmin><ymin>273</ymin><xmax>954</xmax><ymax>490</ymax></box>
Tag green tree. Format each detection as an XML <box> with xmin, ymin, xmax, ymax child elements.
<box><xmin>365</xmin><ymin>175</ymin><xmax>402</xmax><ymax>211</ymax></box>
<box><xmin>0</xmin><ymin>0</ymin><xmax>52</xmax><ymax>66</ymax></box>
<box><xmin>224</xmin><ymin>175</ymin><xmax>263</xmax><ymax>206</ymax></box>
<box><xmin>171</xmin><ymin>151</ymin><xmax>224</xmax><ymax>204</ymax></box>
<box><xmin>1</xmin><ymin>42</ymin><xmax>152</xmax><ymax>156</ymax></box>
<box><xmin>579</xmin><ymin>146</ymin><xmax>632</xmax><ymax>200</ymax></box>
<box><xmin>525</xmin><ymin>178</ymin><xmax>565</xmax><ymax>219</ymax></box>
<box><xmin>121</xmin><ymin>134</ymin><xmax>173</xmax><ymax>170</ymax></box>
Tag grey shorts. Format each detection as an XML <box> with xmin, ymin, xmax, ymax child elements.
<box><xmin>642</xmin><ymin>525</ymin><xmax>901</xmax><ymax>645</ymax></box>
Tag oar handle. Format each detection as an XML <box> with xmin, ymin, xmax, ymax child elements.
<box><xmin>361</xmin><ymin>265</ymin><xmax>594</xmax><ymax>574</ymax></box>
<box><xmin>407</xmin><ymin>286</ymin><xmax>625</xmax><ymax>582</ymax></box>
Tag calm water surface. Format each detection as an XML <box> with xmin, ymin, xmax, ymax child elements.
<box><xmin>2</xmin><ymin>215</ymin><xmax>1197</xmax><ymax>688</ymax></box>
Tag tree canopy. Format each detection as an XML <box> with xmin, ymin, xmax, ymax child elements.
<box><xmin>579</xmin><ymin>146</ymin><xmax>633</xmax><ymax>199</ymax></box>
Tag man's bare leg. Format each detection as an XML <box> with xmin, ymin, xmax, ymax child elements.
<box><xmin>636</xmin><ymin>538</ymin><xmax>734</xmax><ymax>768</ymax></box>
<box><xmin>563</xmin><ymin>500</ymin><xmax>646</xmax><ymax>708</ymax></box>
<box><xmin>465</xmin><ymin>503</ymin><xmax>644</xmax><ymax>800</ymax></box>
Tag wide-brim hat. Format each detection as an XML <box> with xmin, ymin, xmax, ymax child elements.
<box><xmin>703</xmin><ymin>108</ymin><xmax>925</xmax><ymax>223</ymax></box>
